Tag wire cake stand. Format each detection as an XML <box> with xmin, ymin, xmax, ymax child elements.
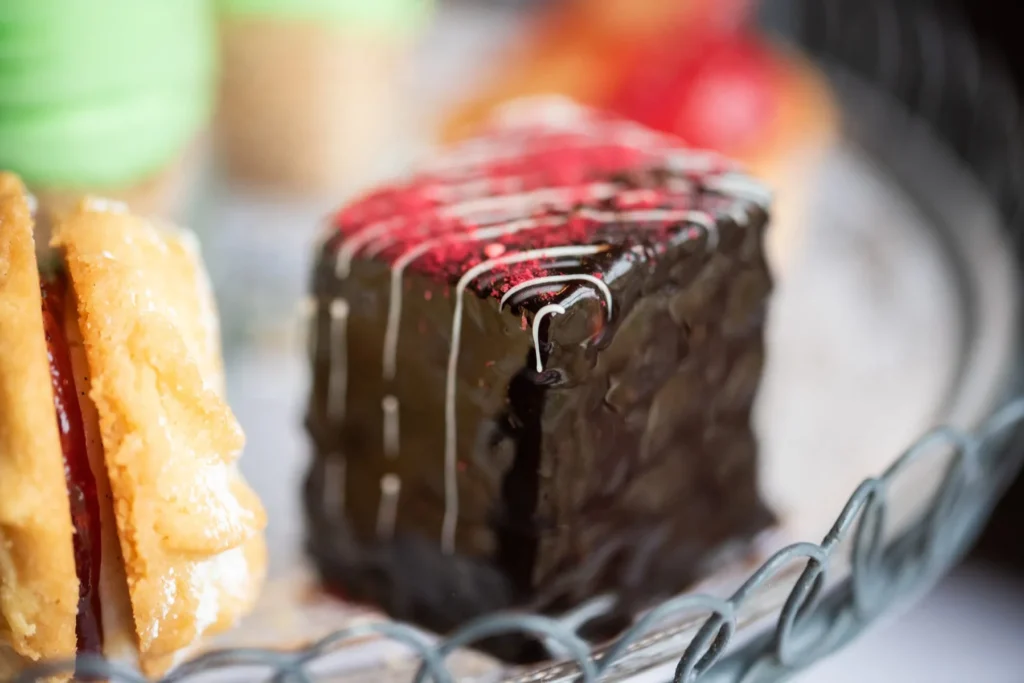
<box><xmin>17</xmin><ymin>0</ymin><xmax>1024</xmax><ymax>681</ymax></box>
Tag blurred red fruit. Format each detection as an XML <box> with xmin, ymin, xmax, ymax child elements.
<box><xmin>610</xmin><ymin>35</ymin><xmax>781</xmax><ymax>155</ymax></box>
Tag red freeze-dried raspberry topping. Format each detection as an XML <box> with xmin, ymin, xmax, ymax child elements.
<box><xmin>330</xmin><ymin>107</ymin><xmax>739</xmax><ymax>293</ymax></box>
<box><xmin>40</xmin><ymin>274</ymin><xmax>104</xmax><ymax>656</ymax></box>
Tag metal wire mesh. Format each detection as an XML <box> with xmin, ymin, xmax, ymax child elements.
<box><xmin>14</xmin><ymin>0</ymin><xmax>1024</xmax><ymax>681</ymax></box>
<box><xmin>15</xmin><ymin>398</ymin><xmax>1024</xmax><ymax>683</ymax></box>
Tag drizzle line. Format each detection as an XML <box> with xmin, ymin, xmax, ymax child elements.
<box><xmin>532</xmin><ymin>304</ymin><xmax>567</xmax><ymax>373</ymax></box>
<box><xmin>381</xmin><ymin>206</ymin><xmax>705</xmax><ymax>382</ymax></box>
<box><xmin>326</xmin><ymin>298</ymin><xmax>349</xmax><ymax>421</ymax></box>
<box><xmin>442</xmin><ymin>245</ymin><xmax>606</xmax><ymax>554</ymax></box>
<box><xmin>376</xmin><ymin>474</ymin><xmax>402</xmax><ymax>540</ymax></box>
<box><xmin>335</xmin><ymin>217</ymin><xmax>401</xmax><ymax>278</ymax></box>
<box><xmin>382</xmin><ymin>395</ymin><xmax>400</xmax><ymax>459</ymax></box>
<box><xmin>382</xmin><ymin>215</ymin><xmax>565</xmax><ymax>380</ymax></box>
<box><xmin>499</xmin><ymin>274</ymin><xmax>614</xmax><ymax>317</ymax></box>
<box><xmin>704</xmin><ymin>173</ymin><xmax>773</xmax><ymax>208</ymax></box>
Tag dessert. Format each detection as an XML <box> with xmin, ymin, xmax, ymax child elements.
<box><xmin>0</xmin><ymin>174</ymin><xmax>266</xmax><ymax>679</ymax></box>
<box><xmin>0</xmin><ymin>1</ymin><xmax>216</xmax><ymax>230</ymax></box>
<box><xmin>304</xmin><ymin>102</ymin><xmax>775</xmax><ymax>658</ymax></box>
<box><xmin>215</xmin><ymin>0</ymin><xmax>434</xmax><ymax>195</ymax></box>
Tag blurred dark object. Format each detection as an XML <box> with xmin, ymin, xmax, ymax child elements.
<box><xmin>955</xmin><ymin>0</ymin><xmax>1024</xmax><ymax>83</ymax></box>
<box><xmin>779</xmin><ymin>0</ymin><xmax>1024</xmax><ymax>575</ymax></box>
<box><xmin>955</xmin><ymin>0</ymin><xmax>1024</xmax><ymax>572</ymax></box>
<box><xmin>774</xmin><ymin>0</ymin><xmax>1024</xmax><ymax>574</ymax></box>
<box><xmin>974</xmin><ymin>483</ymin><xmax>1024</xmax><ymax>569</ymax></box>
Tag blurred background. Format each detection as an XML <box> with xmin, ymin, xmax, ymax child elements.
<box><xmin>3</xmin><ymin>0</ymin><xmax>1024</xmax><ymax>681</ymax></box>
<box><xmin>842</xmin><ymin>0</ymin><xmax>1024</xmax><ymax>678</ymax></box>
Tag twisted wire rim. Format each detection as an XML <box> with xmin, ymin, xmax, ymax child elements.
<box><xmin>17</xmin><ymin>396</ymin><xmax>1024</xmax><ymax>683</ymax></box>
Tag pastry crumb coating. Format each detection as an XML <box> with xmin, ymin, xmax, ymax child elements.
<box><xmin>0</xmin><ymin>172</ymin><xmax>79</xmax><ymax>668</ymax></box>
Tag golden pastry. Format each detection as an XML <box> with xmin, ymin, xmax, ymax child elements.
<box><xmin>0</xmin><ymin>173</ymin><xmax>266</xmax><ymax>679</ymax></box>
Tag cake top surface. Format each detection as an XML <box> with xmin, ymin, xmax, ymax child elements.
<box><xmin>327</xmin><ymin>99</ymin><xmax>771</xmax><ymax>306</ymax></box>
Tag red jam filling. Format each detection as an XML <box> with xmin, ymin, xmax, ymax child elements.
<box><xmin>40</xmin><ymin>274</ymin><xmax>104</xmax><ymax>655</ymax></box>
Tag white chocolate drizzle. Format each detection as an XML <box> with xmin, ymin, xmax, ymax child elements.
<box><xmin>361</xmin><ymin>234</ymin><xmax>398</xmax><ymax>260</ymax></box>
<box><xmin>499</xmin><ymin>274</ymin><xmax>614</xmax><ymax>317</ymax></box>
<box><xmin>531</xmin><ymin>304</ymin><xmax>567</xmax><ymax>373</ymax></box>
<box><xmin>579</xmin><ymin>207</ymin><xmax>715</xmax><ymax>229</ymax></box>
<box><xmin>382</xmin><ymin>215</ymin><xmax>565</xmax><ymax>380</ymax></box>
<box><xmin>381</xmin><ymin>206</ymin><xmax>704</xmax><ymax>382</ymax></box>
<box><xmin>376</xmin><ymin>474</ymin><xmax>402</xmax><ymax>540</ymax></box>
<box><xmin>335</xmin><ymin>217</ymin><xmax>401</xmax><ymax>278</ymax></box>
<box><xmin>326</xmin><ymin>298</ymin><xmax>349</xmax><ymax>421</ymax></box>
<box><xmin>704</xmin><ymin>172</ymin><xmax>773</xmax><ymax>208</ymax></box>
<box><xmin>665</xmin><ymin>152</ymin><xmax>718</xmax><ymax>175</ymax></box>
<box><xmin>729</xmin><ymin>203</ymin><xmax>752</xmax><ymax>228</ymax></box>
<box><xmin>442</xmin><ymin>245</ymin><xmax>606</xmax><ymax>553</ymax></box>
<box><xmin>343</xmin><ymin>182</ymin><xmax>619</xmax><ymax>286</ymax></box>
<box><xmin>670</xmin><ymin>209</ymin><xmax>718</xmax><ymax>251</ymax></box>
<box><xmin>382</xmin><ymin>395</ymin><xmax>400</xmax><ymax>459</ymax></box>
<box><xmin>444</xmin><ymin>182</ymin><xmax>618</xmax><ymax>220</ymax></box>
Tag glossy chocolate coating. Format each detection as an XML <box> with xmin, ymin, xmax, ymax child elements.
<box><xmin>303</xmin><ymin>106</ymin><xmax>775</xmax><ymax>659</ymax></box>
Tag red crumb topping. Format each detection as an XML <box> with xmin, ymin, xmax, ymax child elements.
<box><xmin>329</xmin><ymin>106</ymin><xmax>742</xmax><ymax>295</ymax></box>
<box><xmin>40</xmin><ymin>274</ymin><xmax>104</xmax><ymax>656</ymax></box>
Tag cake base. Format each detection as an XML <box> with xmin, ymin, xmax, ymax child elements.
<box><xmin>302</xmin><ymin>511</ymin><xmax>550</xmax><ymax>662</ymax></box>
<box><xmin>216</xmin><ymin>18</ymin><xmax>411</xmax><ymax>197</ymax></box>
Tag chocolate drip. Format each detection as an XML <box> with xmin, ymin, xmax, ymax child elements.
<box><xmin>494</xmin><ymin>345</ymin><xmax>550</xmax><ymax>598</ymax></box>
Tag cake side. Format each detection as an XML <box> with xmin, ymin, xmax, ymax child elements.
<box><xmin>529</xmin><ymin>206</ymin><xmax>774</xmax><ymax>616</ymax></box>
<box><xmin>303</xmin><ymin>102</ymin><xmax>774</xmax><ymax>657</ymax></box>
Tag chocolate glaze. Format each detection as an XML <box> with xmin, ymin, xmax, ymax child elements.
<box><xmin>304</xmin><ymin>107</ymin><xmax>775</xmax><ymax>660</ymax></box>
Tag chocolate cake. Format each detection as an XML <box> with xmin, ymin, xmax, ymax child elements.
<box><xmin>303</xmin><ymin>101</ymin><xmax>776</xmax><ymax>658</ymax></box>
